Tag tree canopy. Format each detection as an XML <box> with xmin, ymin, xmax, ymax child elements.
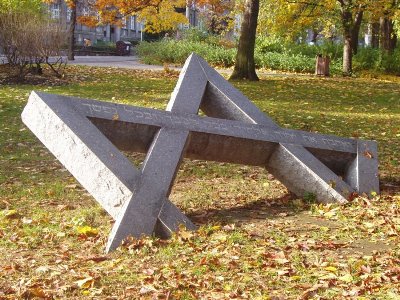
<box><xmin>258</xmin><ymin>0</ymin><xmax>399</xmax><ymax>74</ymax></box>
<box><xmin>1</xmin><ymin>0</ymin><xmax>45</xmax><ymax>13</ymax></box>
<box><xmin>78</xmin><ymin>0</ymin><xmax>188</xmax><ymax>33</ymax></box>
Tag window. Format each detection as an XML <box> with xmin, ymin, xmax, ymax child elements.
<box><xmin>121</xmin><ymin>18</ymin><xmax>127</xmax><ymax>29</ymax></box>
<box><xmin>130</xmin><ymin>16</ymin><xmax>136</xmax><ymax>30</ymax></box>
<box><xmin>50</xmin><ymin>3</ymin><xmax>60</xmax><ymax>19</ymax></box>
<box><xmin>82</xmin><ymin>7</ymin><xmax>90</xmax><ymax>17</ymax></box>
<box><xmin>67</xmin><ymin>8</ymin><xmax>72</xmax><ymax>22</ymax></box>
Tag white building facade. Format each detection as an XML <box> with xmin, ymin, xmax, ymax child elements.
<box><xmin>48</xmin><ymin>1</ymin><xmax>144</xmax><ymax>44</ymax></box>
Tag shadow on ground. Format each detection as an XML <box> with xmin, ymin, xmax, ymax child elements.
<box><xmin>188</xmin><ymin>193</ymin><xmax>395</xmax><ymax>257</ymax></box>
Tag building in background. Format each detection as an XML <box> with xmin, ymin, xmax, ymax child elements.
<box><xmin>48</xmin><ymin>1</ymin><xmax>200</xmax><ymax>45</ymax></box>
<box><xmin>48</xmin><ymin>1</ymin><xmax>143</xmax><ymax>45</ymax></box>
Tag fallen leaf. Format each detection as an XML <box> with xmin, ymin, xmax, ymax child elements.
<box><xmin>4</xmin><ymin>209</ymin><xmax>21</xmax><ymax>219</ymax></box>
<box><xmin>76</xmin><ymin>226</ymin><xmax>99</xmax><ymax>237</ymax></box>
<box><xmin>364</xmin><ymin>151</ymin><xmax>373</xmax><ymax>159</ymax></box>
<box><xmin>339</xmin><ymin>273</ymin><xmax>353</xmax><ymax>283</ymax></box>
<box><xmin>140</xmin><ymin>285</ymin><xmax>157</xmax><ymax>294</ymax></box>
<box><xmin>75</xmin><ymin>277</ymin><xmax>94</xmax><ymax>289</ymax></box>
<box><xmin>179</xmin><ymin>230</ymin><xmax>193</xmax><ymax>241</ymax></box>
<box><xmin>300</xmin><ymin>284</ymin><xmax>324</xmax><ymax>300</ymax></box>
<box><xmin>142</xmin><ymin>268</ymin><xmax>155</xmax><ymax>276</ymax></box>
<box><xmin>324</xmin><ymin>266</ymin><xmax>338</xmax><ymax>272</ymax></box>
<box><xmin>29</xmin><ymin>287</ymin><xmax>47</xmax><ymax>298</ymax></box>
<box><xmin>35</xmin><ymin>266</ymin><xmax>50</xmax><ymax>273</ymax></box>
<box><xmin>85</xmin><ymin>256</ymin><xmax>108</xmax><ymax>263</ymax></box>
<box><xmin>360</xmin><ymin>265</ymin><xmax>371</xmax><ymax>274</ymax></box>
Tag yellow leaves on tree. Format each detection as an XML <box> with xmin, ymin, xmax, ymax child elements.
<box><xmin>78</xmin><ymin>0</ymin><xmax>187</xmax><ymax>33</ymax></box>
<box><xmin>259</xmin><ymin>0</ymin><xmax>397</xmax><ymax>39</ymax></box>
<box><xmin>138</xmin><ymin>0</ymin><xmax>187</xmax><ymax>33</ymax></box>
<box><xmin>259</xmin><ymin>0</ymin><xmax>329</xmax><ymax>39</ymax></box>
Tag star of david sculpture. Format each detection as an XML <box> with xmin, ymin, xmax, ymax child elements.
<box><xmin>21</xmin><ymin>54</ymin><xmax>379</xmax><ymax>252</ymax></box>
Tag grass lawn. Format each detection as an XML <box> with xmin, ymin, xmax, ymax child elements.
<box><xmin>1</xmin><ymin>66</ymin><xmax>400</xmax><ymax>299</ymax></box>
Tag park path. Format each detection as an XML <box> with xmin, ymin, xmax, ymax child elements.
<box><xmin>69</xmin><ymin>55</ymin><xmax>237</xmax><ymax>76</ymax></box>
<box><xmin>0</xmin><ymin>54</ymin><xmax>182</xmax><ymax>71</ymax></box>
<box><xmin>69</xmin><ymin>55</ymin><xmax>182</xmax><ymax>71</ymax></box>
<box><xmin>69</xmin><ymin>56</ymin><xmax>311</xmax><ymax>77</ymax></box>
<box><xmin>0</xmin><ymin>54</ymin><xmax>308</xmax><ymax>77</ymax></box>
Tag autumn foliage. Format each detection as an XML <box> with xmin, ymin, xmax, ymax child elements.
<box><xmin>75</xmin><ymin>0</ymin><xmax>188</xmax><ymax>33</ymax></box>
<box><xmin>194</xmin><ymin>0</ymin><xmax>234</xmax><ymax>34</ymax></box>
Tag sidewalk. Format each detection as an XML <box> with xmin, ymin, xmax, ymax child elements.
<box><xmin>69</xmin><ymin>55</ymin><xmax>181</xmax><ymax>71</ymax></box>
<box><xmin>0</xmin><ymin>55</ymin><xmax>182</xmax><ymax>71</ymax></box>
<box><xmin>0</xmin><ymin>55</ymin><xmax>304</xmax><ymax>77</ymax></box>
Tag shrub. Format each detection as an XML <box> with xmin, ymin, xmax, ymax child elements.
<box><xmin>256</xmin><ymin>36</ymin><xmax>286</xmax><ymax>54</ymax></box>
<box><xmin>256</xmin><ymin>36</ymin><xmax>343</xmax><ymax>60</ymax></box>
<box><xmin>137</xmin><ymin>40</ymin><xmax>236</xmax><ymax>67</ymax></box>
<box><xmin>353</xmin><ymin>48</ymin><xmax>381</xmax><ymax>71</ymax></box>
<box><xmin>0</xmin><ymin>10</ymin><xmax>66</xmax><ymax>80</ymax></box>
<box><xmin>138</xmin><ymin>32</ymin><xmax>399</xmax><ymax>75</ymax></box>
<box><xmin>353</xmin><ymin>48</ymin><xmax>400</xmax><ymax>74</ymax></box>
<box><xmin>382</xmin><ymin>50</ymin><xmax>400</xmax><ymax>73</ymax></box>
<box><xmin>181</xmin><ymin>28</ymin><xmax>209</xmax><ymax>43</ymax></box>
<box><xmin>256</xmin><ymin>52</ymin><xmax>315</xmax><ymax>73</ymax></box>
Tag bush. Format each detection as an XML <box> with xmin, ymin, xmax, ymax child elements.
<box><xmin>137</xmin><ymin>31</ymin><xmax>400</xmax><ymax>75</ymax></box>
<box><xmin>256</xmin><ymin>36</ymin><xmax>343</xmax><ymax>60</ymax></box>
<box><xmin>137</xmin><ymin>38</ymin><xmax>346</xmax><ymax>74</ymax></box>
<box><xmin>0</xmin><ymin>10</ymin><xmax>66</xmax><ymax>80</ymax></box>
<box><xmin>256</xmin><ymin>52</ymin><xmax>315</xmax><ymax>73</ymax></box>
<box><xmin>353</xmin><ymin>48</ymin><xmax>381</xmax><ymax>71</ymax></box>
<box><xmin>137</xmin><ymin>40</ymin><xmax>236</xmax><ymax>67</ymax></box>
<box><xmin>353</xmin><ymin>48</ymin><xmax>400</xmax><ymax>74</ymax></box>
<box><xmin>382</xmin><ymin>50</ymin><xmax>400</xmax><ymax>73</ymax></box>
<box><xmin>180</xmin><ymin>28</ymin><xmax>209</xmax><ymax>43</ymax></box>
<box><xmin>91</xmin><ymin>43</ymin><xmax>116</xmax><ymax>54</ymax></box>
<box><xmin>255</xmin><ymin>36</ymin><xmax>286</xmax><ymax>54</ymax></box>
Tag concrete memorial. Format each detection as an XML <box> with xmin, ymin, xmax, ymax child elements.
<box><xmin>21</xmin><ymin>54</ymin><xmax>379</xmax><ymax>252</ymax></box>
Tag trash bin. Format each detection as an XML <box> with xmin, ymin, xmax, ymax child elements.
<box><xmin>116</xmin><ymin>41</ymin><xmax>132</xmax><ymax>56</ymax></box>
<box><xmin>315</xmin><ymin>54</ymin><xmax>330</xmax><ymax>76</ymax></box>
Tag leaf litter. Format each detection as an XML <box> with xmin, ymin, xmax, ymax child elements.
<box><xmin>1</xmin><ymin>66</ymin><xmax>400</xmax><ymax>298</ymax></box>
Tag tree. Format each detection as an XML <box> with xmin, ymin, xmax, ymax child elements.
<box><xmin>0</xmin><ymin>0</ymin><xmax>43</xmax><ymax>12</ymax></box>
<box><xmin>67</xmin><ymin>0</ymin><xmax>77</xmax><ymax>60</ymax></box>
<box><xmin>80</xmin><ymin>0</ymin><xmax>188</xmax><ymax>33</ymax></box>
<box><xmin>258</xmin><ymin>0</ymin><xmax>331</xmax><ymax>40</ymax></box>
<box><xmin>258</xmin><ymin>0</ymin><xmax>396</xmax><ymax>75</ymax></box>
<box><xmin>337</xmin><ymin>0</ymin><xmax>364</xmax><ymax>74</ymax></box>
<box><xmin>230</xmin><ymin>0</ymin><xmax>259</xmax><ymax>80</ymax></box>
<box><xmin>194</xmin><ymin>0</ymin><xmax>234</xmax><ymax>34</ymax></box>
<box><xmin>379</xmin><ymin>0</ymin><xmax>398</xmax><ymax>53</ymax></box>
<box><xmin>43</xmin><ymin>0</ymin><xmax>92</xmax><ymax>60</ymax></box>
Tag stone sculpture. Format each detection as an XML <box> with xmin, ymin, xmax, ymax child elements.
<box><xmin>21</xmin><ymin>54</ymin><xmax>379</xmax><ymax>252</ymax></box>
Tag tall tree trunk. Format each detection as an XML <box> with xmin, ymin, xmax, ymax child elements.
<box><xmin>380</xmin><ymin>17</ymin><xmax>397</xmax><ymax>53</ymax></box>
<box><xmin>311</xmin><ymin>28</ymin><xmax>319</xmax><ymax>44</ymax></box>
<box><xmin>371</xmin><ymin>23</ymin><xmax>380</xmax><ymax>48</ymax></box>
<box><xmin>343</xmin><ymin>35</ymin><xmax>352</xmax><ymax>75</ymax></box>
<box><xmin>341</xmin><ymin>8</ymin><xmax>353</xmax><ymax>75</ymax></box>
<box><xmin>230</xmin><ymin>0</ymin><xmax>259</xmax><ymax>81</ymax></box>
<box><xmin>351</xmin><ymin>9</ymin><xmax>363</xmax><ymax>55</ymax></box>
<box><xmin>339</xmin><ymin>2</ymin><xmax>363</xmax><ymax>75</ymax></box>
<box><xmin>67</xmin><ymin>1</ymin><xmax>77</xmax><ymax>61</ymax></box>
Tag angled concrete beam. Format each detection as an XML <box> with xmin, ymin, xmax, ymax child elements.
<box><xmin>193</xmin><ymin>53</ymin><xmax>378</xmax><ymax>202</ymax></box>
<box><xmin>107</xmin><ymin>54</ymin><xmax>207</xmax><ymax>251</ymax></box>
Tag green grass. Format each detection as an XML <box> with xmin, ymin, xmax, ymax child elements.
<box><xmin>1</xmin><ymin>65</ymin><xmax>400</xmax><ymax>299</ymax></box>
